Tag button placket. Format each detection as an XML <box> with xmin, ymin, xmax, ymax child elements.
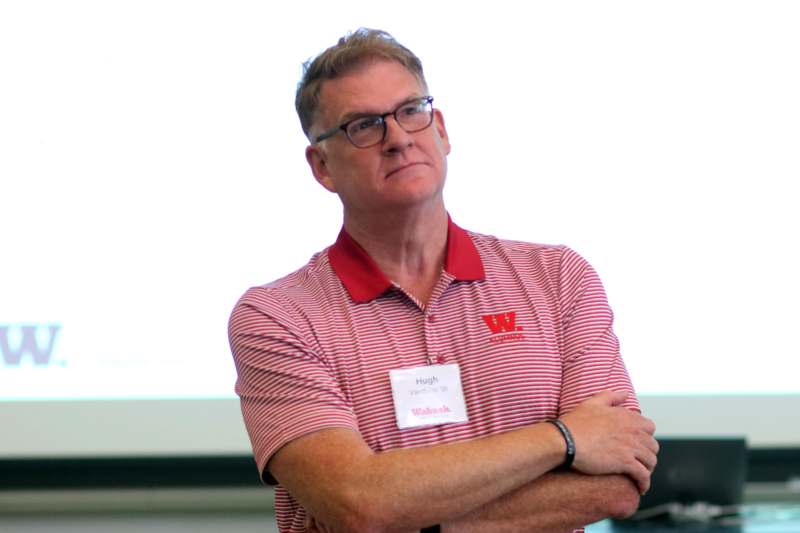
<box><xmin>423</xmin><ymin>275</ymin><xmax>453</xmax><ymax>366</ymax></box>
<box><xmin>424</xmin><ymin>309</ymin><xmax>444</xmax><ymax>365</ymax></box>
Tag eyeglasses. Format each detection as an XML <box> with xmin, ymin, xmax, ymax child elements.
<box><xmin>313</xmin><ymin>96</ymin><xmax>434</xmax><ymax>148</ymax></box>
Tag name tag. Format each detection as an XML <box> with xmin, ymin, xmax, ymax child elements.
<box><xmin>389</xmin><ymin>363</ymin><xmax>469</xmax><ymax>429</ymax></box>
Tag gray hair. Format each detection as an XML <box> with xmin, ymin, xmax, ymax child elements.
<box><xmin>295</xmin><ymin>28</ymin><xmax>429</xmax><ymax>139</ymax></box>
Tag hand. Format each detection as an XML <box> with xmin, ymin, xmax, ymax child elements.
<box><xmin>305</xmin><ymin>514</ymin><xmax>336</xmax><ymax>533</ymax></box>
<box><xmin>558</xmin><ymin>390</ymin><xmax>658</xmax><ymax>494</ymax></box>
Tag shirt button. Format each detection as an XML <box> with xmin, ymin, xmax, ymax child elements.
<box><xmin>427</xmin><ymin>314</ymin><xmax>436</xmax><ymax>323</ymax></box>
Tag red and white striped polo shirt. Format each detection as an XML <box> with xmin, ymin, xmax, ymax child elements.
<box><xmin>229</xmin><ymin>217</ymin><xmax>638</xmax><ymax>532</ymax></box>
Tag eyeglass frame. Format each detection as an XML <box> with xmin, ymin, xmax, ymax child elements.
<box><xmin>312</xmin><ymin>96</ymin><xmax>435</xmax><ymax>148</ymax></box>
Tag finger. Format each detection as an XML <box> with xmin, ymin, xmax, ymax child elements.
<box><xmin>627</xmin><ymin>460</ymin><xmax>651</xmax><ymax>495</ymax></box>
<box><xmin>644</xmin><ymin>435</ymin><xmax>660</xmax><ymax>455</ymax></box>
<box><xmin>641</xmin><ymin>417</ymin><xmax>657</xmax><ymax>435</ymax></box>
<box><xmin>609</xmin><ymin>390</ymin><xmax>630</xmax><ymax>406</ymax></box>
<box><xmin>594</xmin><ymin>389</ymin><xmax>629</xmax><ymax>406</ymax></box>
<box><xmin>636</xmin><ymin>447</ymin><xmax>658</xmax><ymax>472</ymax></box>
<box><xmin>632</xmin><ymin>434</ymin><xmax>659</xmax><ymax>471</ymax></box>
<box><xmin>631</xmin><ymin>430</ymin><xmax>659</xmax><ymax>455</ymax></box>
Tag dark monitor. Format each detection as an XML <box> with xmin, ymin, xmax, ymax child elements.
<box><xmin>611</xmin><ymin>437</ymin><xmax>748</xmax><ymax>530</ymax></box>
<box><xmin>640</xmin><ymin>437</ymin><xmax>748</xmax><ymax>508</ymax></box>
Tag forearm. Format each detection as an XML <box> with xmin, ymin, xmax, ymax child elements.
<box><xmin>274</xmin><ymin>391</ymin><xmax>656</xmax><ymax>532</ymax></box>
<box><xmin>442</xmin><ymin>472</ymin><xmax>640</xmax><ymax>533</ymax></box>
<box><xmin>271</xmin><ymin>424</ymin><xmax>567</xmax><ymax>532</ymax></box>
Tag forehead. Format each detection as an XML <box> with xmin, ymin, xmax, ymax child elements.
<box><xmin>316</xmin><ymin>60</ymin><xmax>426</xmax><ymax>126</ymax></box>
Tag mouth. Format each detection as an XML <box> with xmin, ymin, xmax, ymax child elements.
<box><xmin>386</xmin><ymin>162</ymin><xmax>426</xmax><ymax>179</ymax></box>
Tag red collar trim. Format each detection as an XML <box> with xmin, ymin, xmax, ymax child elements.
<box><xmin>444</xmin><ymin>217</ymin><xmax>486</xmax><ymax>282</ymax></box>
<box><xmin>328</xmin><ymin>216</ymin><xmax>485</xmax><ymax>303</ymax></box>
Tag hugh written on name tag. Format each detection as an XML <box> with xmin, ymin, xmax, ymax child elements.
<box><xmin>389</xmin><ymin>363</ymin><xmax>469</xmax><ymax>429</ymax></box>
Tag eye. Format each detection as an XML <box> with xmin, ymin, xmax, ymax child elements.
<box><xmin>399</xmin><ymin>101</ymin><xmax>424</xmax><ymax>116</ymax></box>
<box><xmin>349</xmin><ymin>116</ymin><xmax>383</xmax><ymax>133</ymax></box>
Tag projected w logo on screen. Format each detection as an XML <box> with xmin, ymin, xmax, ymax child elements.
<box><xmin>0</xmin><ymin>324</ymin><xmax>61</xmax><ymax>366</ymax></box>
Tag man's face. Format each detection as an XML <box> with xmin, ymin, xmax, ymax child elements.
<box><xmin>305</xmin><ymin>60</ymin><xmax>451</xmax><ymax>216</ymax></box>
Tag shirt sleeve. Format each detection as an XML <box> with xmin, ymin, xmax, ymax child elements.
<box><xmin>556</xmin><ymin>247</ymin><xmax>640</xmax><ymax>415</ymax></box>
<box><xmin>228</xmin><ymin>287</ymin><xmax>359</xmax><ymax>483</ymax></box>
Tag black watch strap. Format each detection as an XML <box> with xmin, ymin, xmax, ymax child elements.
<box><xmin>547</xmin><ymin>419</ymin><xmax>576</xmax><ymax>469</ymax></box>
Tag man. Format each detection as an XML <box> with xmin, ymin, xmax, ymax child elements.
<box><xmin>229</xmin><ymin>28</ymin><xmax>658</xmax><ymax>532</ymax></box>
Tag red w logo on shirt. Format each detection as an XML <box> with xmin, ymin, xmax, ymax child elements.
<box><xmin>481</xmin><ymin>312</ymin><xmax>523</xmax><ymax>334</ymax></box>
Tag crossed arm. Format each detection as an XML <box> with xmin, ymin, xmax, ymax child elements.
<box><xmin>440</xmin><ymin>471</ymin><xmax>641</xmax><ymax>532</ymax></box>
<box><xmin>271</xmin><ymin>390</ymin><xmax>658</xmax><ymax>533</ymax></box>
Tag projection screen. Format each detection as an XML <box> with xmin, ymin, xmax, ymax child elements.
<box><xmin>1</xmin><ymin>0</ymin><xmax>798</xmax><ymax>458</ymax></box>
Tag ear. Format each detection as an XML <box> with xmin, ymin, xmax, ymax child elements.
<box><xmin>433</xmin><ymin>109</ymin><xmax>451</xmax><ymax>155</ymax></box>
<box><xmin>305</xmin><ymin>144</ymin><xmax>338</xmax><ymax>193</ymax></box>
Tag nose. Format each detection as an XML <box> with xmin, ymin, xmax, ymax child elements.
<box><xmin>381</xmin><ymin>115</ymin><xmax>413</xmax><ymax>154</ymax></box>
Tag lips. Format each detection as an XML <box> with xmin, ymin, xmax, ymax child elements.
<box><xmin>386</xmin><ymin>162</ymin><xmax>426</xmax><ymax>179</ymax></box>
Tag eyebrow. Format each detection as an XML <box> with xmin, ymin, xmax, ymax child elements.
<box><xmin>337</xmin><ymin>95</ymin><xmax>424</xmax><ymax>124</ymax></box>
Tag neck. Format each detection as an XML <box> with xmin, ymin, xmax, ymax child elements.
<box><xmin>343</xmin><ymin>201</ymin><xmax>448</xmax><ymax>304</ymax></box>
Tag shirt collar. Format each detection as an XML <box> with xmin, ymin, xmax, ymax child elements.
<box><xmin>328</xmin><ymin>216</ymin><xmax>485</xmax><ymax>303</ymax></box>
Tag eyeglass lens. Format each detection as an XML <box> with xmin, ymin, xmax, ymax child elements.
<box><xmin>346</xmin><ymin>98</ymin><xmax>433</xmax><ymax>148</ymax></box>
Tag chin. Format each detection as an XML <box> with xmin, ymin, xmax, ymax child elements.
<box><xmin>383</xmin><ymin>181</ymin><xmax>444</xmax><ymax>208</ymax></box>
